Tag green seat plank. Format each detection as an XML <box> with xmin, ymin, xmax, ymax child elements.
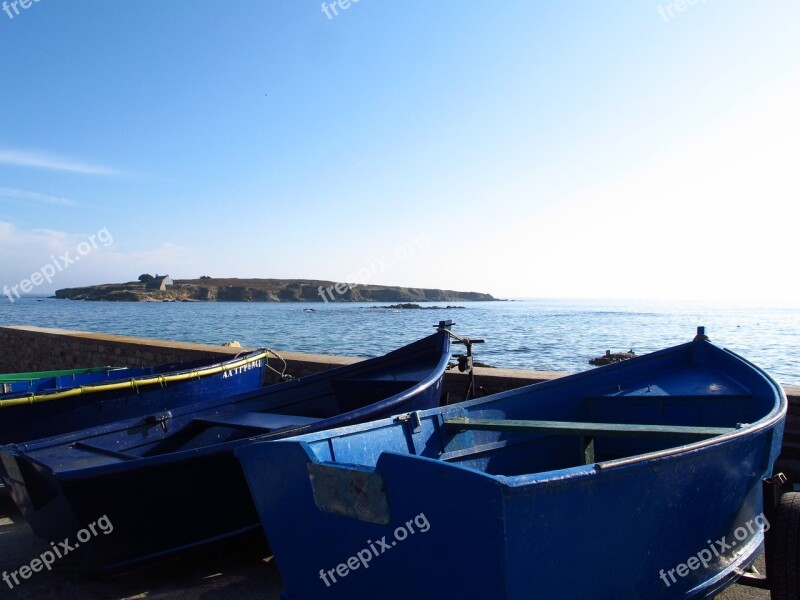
<box><xmin>443</xmin><ymin>417</ymin><xmax>735</xmax><ymax>441</ymax></box>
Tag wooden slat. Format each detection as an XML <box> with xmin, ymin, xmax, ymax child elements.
<box><xmin>443</xmin><ymin>417</ymin><xmax>735</xmax><ymax>440</ymax></box>
<box><xmin>72</xmin><ymin>441</ymin><xmax>138</xmax><ymax>460</ymax></box>
<box><xmin>194</xmin><ymin>412</ymin><xmax>321</xmax><ymax>431</ymax></box>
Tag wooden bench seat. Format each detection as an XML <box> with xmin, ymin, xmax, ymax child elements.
<box><xmin>443</xmin><ymin>417</ymin><xmax>737</xmax><ymax>465</ymax></box>
<box><xmin>443</xmin><ymin>417</ymin><xmax>735</xmax><ymax>440</ymax></box>
<box><xmin>193</xmin><ymin>411</ymin><xmax>321</xmax><ymax>432</ymax></box>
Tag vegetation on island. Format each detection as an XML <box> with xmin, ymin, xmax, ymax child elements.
<box><xmin>54</xmin><ymin>278</ymin><xmax>497</xmax><ymax>303</ymax></box>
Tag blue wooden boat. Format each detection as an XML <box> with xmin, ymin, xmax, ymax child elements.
<box><xmin>0</xmin><ymin>350</ymin><xmax>270</xmax><ymax>444</ymax></box>
<box><xmin>236</xmin><ymin>328</ymin><xmax>789</xmax><ymax>600</ymax></box>
<box><xmin>0</xmin><ymin>323</ymin><xmax>453</xmax><ymax>571</ymax></box>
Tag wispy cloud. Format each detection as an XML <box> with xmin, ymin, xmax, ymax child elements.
<box><xmin>0</xmin><ymin>148</ymin><xmax>120</xmax><ymax>176</ymax></box>
<box><xmin>0</xmin><ymin>187</ymin><xmax>78</xmax><ymax>207</ymax></box>
<box><xmin>0</xmin><ymin>220</ymin><xmax>192</xmax><ymax>291</ymax></box>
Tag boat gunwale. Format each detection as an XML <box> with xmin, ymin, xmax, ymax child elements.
<box><xmin>2</xmin><ymin>330</ymin><xmax>452</xmax><ymax>480</ymax></box>
<box><xmin>440</xmin><ymin>342</ymin><xmax>787</xmax><ymax>482</ymax></box>
<box><xmin>592</xmin><ymin>345</ymin><xmax>787</xmax><ymax>471</ymax></box>
<box><xmin>267</xmin><ymin>340</ymin><xmax>787</xmax><ymax>488</ymax></box>
<box><xmin>0</xmin><ymin>348</ymin><xmax>270</xmax><ymax>407</ymax></box>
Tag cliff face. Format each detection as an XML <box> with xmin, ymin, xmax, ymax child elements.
<box><xmin>54</xmin><ymin>278</ymin><xmax>497</xmax><ymax>303</ymax></box>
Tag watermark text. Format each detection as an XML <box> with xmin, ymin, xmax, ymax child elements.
<box><xmin>321</xmin><ymin>0</ymin><xmax>363</xmax><ymax>21</ymax></box>
<box><xmin>3</xmin><ymin>227</ymin><xmax>113</xmax><ymax>303</ymax></box>
<box><xmin>3</xmin><ymin>515</ymin><xmax>114</xmax><ymax>589</ymax></box>
<box><xmin>658</xmin><ymin>0</ymin><xmax>711</xmax><ymax>22</ymax></box>
<box><xmin>3</xmin><ymin>0</ymin><xmax>43</xmax><ymax>21</ymax></box>
<box><xmin>319</xmin><ymin>512</ymin><xmax>430</xmax><ymax>587</ymax></box>
<box><xmin>659</xmin><ymin>513</ymin><xmax>769</xmax><ymax>587</ymax></box>
<box><xmin>317</xmin><ymin>235</ymin><xmax>430</xmax><ymax>303</ymax></box>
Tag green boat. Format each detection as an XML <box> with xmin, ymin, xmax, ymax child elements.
<box><xmin>0</xmin><ymin>366</ymin><xmax>121</xmax><ymax>382</ymax></box>
<box><xmin>0</xmin><ymin>365</ymin><xmax>129</xmax><ymax>398</ymax></box>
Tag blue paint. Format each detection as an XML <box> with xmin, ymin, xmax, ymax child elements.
<box><xmin>0</xmin><ymin>351</ymin><xmax>268</xmax><ymax>443</ymax></box>
<box><xmin>0</xmin><ymin>326</ymin><xmax>451</xmax><ymax>571</ymax></box>
<box><xmin>237</xmin><ymin>332</ymin><xmax>786</xmax><ymax>599</ymax></box>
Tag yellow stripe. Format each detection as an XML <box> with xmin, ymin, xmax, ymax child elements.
<box><xmin>0</xmin><ymin>351</ymin><xmax>270</xmax><ymax>408</ymax></box>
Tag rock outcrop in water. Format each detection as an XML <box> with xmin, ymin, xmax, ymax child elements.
<box><xmin>370</xmin><ymin>304</ymin><xmax>467</xmax><ymax>310</ymax></box>
<box><xmin>589</xmin><ymin>349</ymin><xmax>637</xmax><ymax>366</ymax></box>
<box><xmin>54</xmin><ymin>278</ymin><xmax>497</xmax><ymax>303</ymax></box>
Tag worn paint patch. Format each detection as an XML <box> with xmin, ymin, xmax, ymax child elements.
<box><xmin>308</xmin><ymin>463</ymin><xmax>391</xmax><ymax>524</ymax></box>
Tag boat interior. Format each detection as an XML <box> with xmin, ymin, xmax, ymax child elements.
<box><xmin>303</xmin><ymin>361</ymin><xmax>779</xmax><ymax>478</ymax></box>
<box><xmin>29</xmin><ymin>355</ymin><xmax>439</xmax><ymax>469</ymax></box>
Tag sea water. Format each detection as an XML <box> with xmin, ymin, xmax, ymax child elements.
<box><xmin>1</xmin><ymin>297</ymin><xmax>798</xmax><ymax>385</ymax></box>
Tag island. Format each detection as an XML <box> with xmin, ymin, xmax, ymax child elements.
<box><xmin>54</xmin><ymin>278</ymin><xmax>497</xmax><ymax>303</ymax></box>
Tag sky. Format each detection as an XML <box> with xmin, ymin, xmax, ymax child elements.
<box><xmin>0</xmin><ymin>1</ymin><xmax>798</xmax><ymax>305</ymax></box>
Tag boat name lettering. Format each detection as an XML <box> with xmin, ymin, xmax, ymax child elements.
<box><xmin>222</xmin><ymin>359</ymin><xmax>263</xmax><ymax>378</ymax></box>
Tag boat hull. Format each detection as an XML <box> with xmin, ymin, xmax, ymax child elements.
<box><xmin>0</xmin><ymin>352</ymin><xmax>268</xmax><ymax>444</ymax></box>
<box><xmin>236</xmin><ymin>338</ymin><xmax>786</xmax><ymax>600</ymax></box>
<box><xmin>1</xmin><ymin>328</ymin><xmax>452</xmax><ymax>571</ymax></box>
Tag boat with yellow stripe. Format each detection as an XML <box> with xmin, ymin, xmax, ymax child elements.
<box><xmin>0</xmin><ymin>349</ymin><xmax>270</xmax><ymax>444</ymax></box>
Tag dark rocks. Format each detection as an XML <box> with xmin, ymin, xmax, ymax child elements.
<box><xmin>589</xmin><ymin>349</ymin><xmax>637</xmax><ymax>366</ymax></box>
<box><xmin>370</xmin><ymin>304</ymin><xmax>467</xmax><ymax>310</ymax></box>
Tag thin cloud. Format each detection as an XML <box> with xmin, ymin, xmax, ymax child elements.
<box><xmin>0</xmin><ymin>187</ymin><xmax>78</xmax><ymax>207</ymax></box>
<box><xmin>0</xmin><ymin>148</ymin><xmax>120</xmax><ymax>176</ymax></box>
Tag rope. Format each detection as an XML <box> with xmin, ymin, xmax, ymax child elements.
<box><xmin>444</xmin><ymin>329</ymin><xmax>470</xmax><ymax>346</ymax></box>
<box><xmin>263</xmin><ymin>348</ymin><xmax>292</xmax><ymax>381</ymax></box>
<box><xmin>0</xmin><ymin>349</ymin><xmax>272</xmax><ymax>407</ymax></box>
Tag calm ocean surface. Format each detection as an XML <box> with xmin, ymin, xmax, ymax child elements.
<box><xmin>2</xmin><ymin>298</ymin><xmax>799</xmax><ymax>385</ymax></box>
